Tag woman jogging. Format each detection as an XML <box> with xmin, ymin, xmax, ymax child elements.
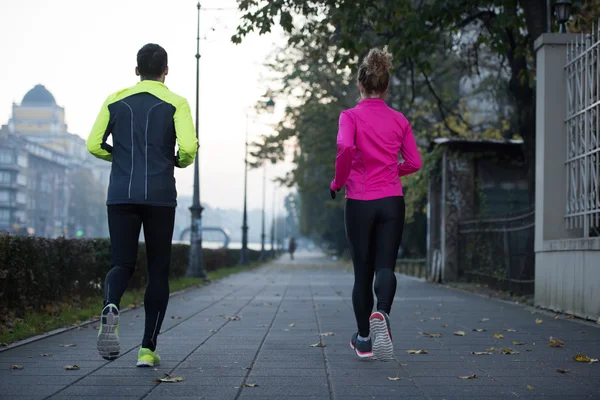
<box><xmin>330</xmin><ymin>47</ymin><xmax>422</xmax><ymax>360</ymax></box>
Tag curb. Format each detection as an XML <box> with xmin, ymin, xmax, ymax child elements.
<box><xmin>437</xmin><ymin>282</ymin><xmax>600</xmax><ymax>329</ymax></box>
<box><xmin>0</xmin><ymin>281</ymin><xmax>208</xmax><ymax>354</ymax></box>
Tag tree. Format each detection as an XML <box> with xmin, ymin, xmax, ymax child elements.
<box><xmin>68</xmin><ymin>168</ymin><xmax>106</xmax><ymax>238</ymax></box>
<box><xmin>234</xmin><ymin>0</ymin><xmax>549</xmax><ymax>203</ymax></box>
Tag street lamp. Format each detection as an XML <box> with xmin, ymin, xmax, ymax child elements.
<box><xmin>270</xmin><ymin>187</ymin><xmax>276</xmax><ymax>258</ymax></box>
<box><xmin>240</xmin><ymin>113</ymin><xmax>251</xmax><ymax>266</ymax></box>
<box><xmin>554</xmin><ymin>0</ymin><xmax>572</xmax><ymax>33</ymax></box>
<box><xmin>258</xmin><ymin>163</ymin><xmax>268</xmax><ymax>261</ymax></box>
<box><xmin>187</xmin><ymin>1</ymin><xmax>209</xmax><ymax>281</ymax></box>
<box><xmin>241</xmin><ymin>98</ymin><xmax>275</xmax><ymax>265</ymax></box>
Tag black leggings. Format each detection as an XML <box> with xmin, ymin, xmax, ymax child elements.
<box><xmin>105</xmin><ymin>204</ymin><xmax>175</xmax><ymax>351</ymax></box>
<box><xmin>345</xmin><ymin>196</ymin><xmax>405</xmax><ymax>337</ymax></box>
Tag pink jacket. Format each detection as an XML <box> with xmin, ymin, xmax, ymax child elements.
<box><xmin>330</xmin><ymin>98</ymin><xmax>422</xmax><ymax>200</ymax></box>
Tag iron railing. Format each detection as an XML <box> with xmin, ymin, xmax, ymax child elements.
<box><xmin>457</xmin><ymin>209</ymin><xmax>535</xmax><ymax>293</ymax></box>
<box><xmin>565</xmin><ymin>28</ymin><xmax>600</xmax><ymax>236</ymax></box>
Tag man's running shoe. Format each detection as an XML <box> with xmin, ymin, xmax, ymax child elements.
<box><xmin>370</xmin><ymin>311</ymin><xmax>393</xmax><ymax>360</ymax></box>
<box><xmin>97</xmin><ymin>303</ymin><xmax>120</xmax><ymax>360</ymax></box>
<box><xmin>137</xmin><ymin>348</ymin><xmax>161</xmax><ymax>367</ymax></box>
<box><xmin>350</xmin><ymin>332</ymin><xmax>373</xmax><ymax>358</ymax></box>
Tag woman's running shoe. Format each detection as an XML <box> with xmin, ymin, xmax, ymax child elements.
<box><xmin>350</xmin><ymin>332</ymin><xmax>373</xmax><ymax>358</ymax></box>
<box><xmin>370</xmin><ymin>311</ymin><xmax>394</xmax><ymax>360</ymax></box>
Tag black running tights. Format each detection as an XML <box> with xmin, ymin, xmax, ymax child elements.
<box><xmin>345</xmin><ymin>196</ymin><xmax>405</xmax><ymax>337</ymax></box>
<box><xmin>104</xmin><ymin>204</ymin><xmax>175</xmax><ymax>351</ymax></box>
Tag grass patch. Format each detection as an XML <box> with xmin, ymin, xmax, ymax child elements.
<box><xmin>0</xmin><ymin>264</ymin><xmax>255</xmax><ymax>346</ymax></box>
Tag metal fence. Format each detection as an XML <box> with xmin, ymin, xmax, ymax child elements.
<box><xmin>565</xmin><ymin>29</ymin><xmax>600</xmax><ymax>236</ymax></box>
<box><xmin>457</xmin><ymin>209</ymin><xmax>535</xmax><ymax>293</ymax></box>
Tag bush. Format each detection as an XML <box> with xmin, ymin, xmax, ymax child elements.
<box><xmin>0</xmin><ymin>235</ymin><xmax>259</xmax><ymax>319</ymax></box>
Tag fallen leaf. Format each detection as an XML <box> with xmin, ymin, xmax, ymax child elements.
<box><xmin>263</xmin><ymin>302</ymin><xmax>272</xmax><ymax>306</ymax></box>
<box><xmin>319</xmin><ymin>332</ymin><xmax>335</xmax><ymax>337</ymax></box>
<box><xmin>310</xmin><ymin>342</ymin><xmax>326</xmax><ymax>348</ymax></box>
<box><xmin>64</xmin><ymin>365</ymin><xmax>80</xmax><ymax>370</ymax></box>
<box><xmin>548</xmin><ymin>337</ymin><xmax>565</xmax><ymax>348</ymax></box>
<box><xmin>418</xmin><ymin>319</ymin><xmax>426</xmax><ymax>322</ymax></box>
<box><xmin>512</xmin><ymin>341</ymin><xmax>526</xmax><ymax>345</ymax></box>
<box><xmin>472</xmin><ymin>328</ymin><xmax>486</xmax><ymax>332</ymax></box>
<box><xmin>535</xmin><ymin>319</ymin><xmax>543</xmax><ymax>324</ymax></box>
<box><xmin>502</xmin><ymin>348</ymin><xmax>520</xmax><ymax>355</ymax></box>
<box><xmin>388</xmin><ymin>377</ymin><xmax>401</xmax><ymax>381</ymax></box>
<box><xmin>421</xmin><ymin>332</ymin><xmax>443</xmax><ymax>338</ymax></box>
<box><xmin>480</xmin><ymin>318</ymin><xmax>490</xmax><ymax>322</ymax></box>
<box><xmin>244</xmin><ymin>383</ymin><xmax>259</xmax><ymax>387</ymax></box>
<box><xmin>430</xmin><ymin>317</ymin><xmax>441</xmax><ymax>320</ymax></box>
<box><xmin>493</xmin><ymin>333</ymin><xmax>504</xmax><ymax>339</ymax></box>
<box><xmin>275</xmin><ymin>293</ymin><xmax>281</xmax><ymax>296</ymax></box>
<box><xmin>556</xmin><ymin>369</ymin><xmax>570</xmax><ymax>374</ymax></box>
<box><xmin>504</xmin><ymin>328</ymin><xmax>517</xmax><ymax>332</ymax></box>
<box><xmin>407</xmin><ymin>349</ymin><xmax>428</xmax><ymax>354</ymax></box>
<box><xmin>442</xmin><ymin>324</ymin><xmax>448</xmax><ymax>328</ymax></box>
<box><xmin>170</xmin><ymin>316</ymin><xmax>182</xmax><ymax>320</ymax></box>
<box><xmin>26</xmin><ymin>356</ymin><xmax>33</xmax><ymax>358</ymax></box>
<box><xmin>471</xmin><ymin>351</ymin><xmax>493</xmax><ymax>355</ymax></box>
<box><xmin>527</xmin><ymin>385</ymin><xmax>535</xmax><ymax>391</ymax></box>
<box><xmin>209</xmin><ymin>330</ymin><xmax>217</xmax><ymax>333</ymax></box>
<box><xmin>40</xmin><ymin>353</ymin><xmax>52</xmax><ymax>357</ymax></box>
<box><xmin>554</xmin><ymin>314</ymin><xmax>560</xmax><ymax>320</ymax></box>
<box><xmin>59</xmin><ymin>344</ymin><xmax>76</xmax><ymax>348</ymax></box>
<box><xmin>564</xmin><ymin>314</ymin><xmax>575</xmax><ymax>319</ymax></box>
<box><xmin>154</xmin><ymin>374</ymin><xmax>184</xmax><ymax>383</ymax></box>
<box><xmin>11</xmin><ymin>365</ymin><xmax>24</xmax><ymax>370</ymax></box>
<box><xmin>486</xmin><ymin>347</ymin><xmax>500</xmax><ymax>352</ymax></box>
<box><xmin>458</xmin><ymin>374</ymin><xmax>477</xmax><ymax>380</ymax></box>
<box><xmin>526</xmin><ymin>349</ymin><xmax>533</xmax><ymax>352</ymax></box>
<box><xmin>153</xmin><ymin>368</ymin><xmax>158</xmax><ymax>371</ymax></box>
<box><xmin>454</xmin><ymin>331</ymin><xmax>466</xmax><ymax>336</ymax></box>
<box><xmin>289</xmin><ymin>323</ymin><xmax>296</xmax><ymax>327</ymax></box>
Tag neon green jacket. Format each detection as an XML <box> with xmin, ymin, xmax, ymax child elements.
<box><xmin>87</xmin><ymin>80</ymin><xmax>197</xmax><ymax>206</ymax></box>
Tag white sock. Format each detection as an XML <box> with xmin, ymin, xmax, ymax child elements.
<box><xmin>357</xmin><ymin>334</ymin><xmax>370</xmax><ymax>342</ymax></box>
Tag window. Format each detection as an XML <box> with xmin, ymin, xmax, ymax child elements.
<box><xmin>14</xmin><ymin>211</ymin><xmax>25</xmax><ymax>223</ymax></box>
<box><xmin>16</xmin><ymin>174</ymin><xmax>27</xmax><ymax>186</ymax></box>
<box><xmin>0</xmin><ymin>150</ymin><xmax>13</xmax><ymax>164</ymax></box>
<box><xmin>0</xmin><ymin>172</ymin><xmax>10</xmax><ymax>184</ymax></box>
<box><xmin>16</xmin><ymin>192</ymin><xmax>26</xmax><ymax>204</ymax></box>
<box><xmin>0</xmin><ymin>209</ymin><xmax>9</xmax><ymax>222</ymax></box>
<box><xmin>17</xmin><ymin>155</ymin><xmax>28</xmax><ymax>168</ymax></box>
<box><xmin>0</xmin><ymin>191</ymin><xmax>9</xmax><ymax>203</ymax></box>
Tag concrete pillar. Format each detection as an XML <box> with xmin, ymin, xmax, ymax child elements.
<box><xmin>534</xmin><ymin>33</ymin><xmax>582</xmax><ymax>252</ymax></box>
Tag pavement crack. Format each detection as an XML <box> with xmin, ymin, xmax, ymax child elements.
<box><xmin>309</xmin><ymin>282</ymin><xmax>336</xmax><ymax>400</ymax></box>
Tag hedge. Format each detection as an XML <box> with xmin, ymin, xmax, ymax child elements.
<box><xmin>0</xmin><ymin>235</ymin><xmax>260</xmax><ymax>319</ymax></box>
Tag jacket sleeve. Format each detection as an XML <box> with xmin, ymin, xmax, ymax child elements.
<box><xmin>330</xmin><ymin>110</ymin><xmax>356</xmax><ymax>191</ymax></box>
<box><xmin>398</xmin><ymin>121</ymin><xmax>422</xmax><ymax>177</ymax></box>
<box><xmin>86</xmin><ymin>95</ymin><xmax>115</xmax><ymax>162</ymax></box>
<box><xmin>174</xmin><ymin>98</ymin><xmax>198</xmax><ymax>168</ymax></box>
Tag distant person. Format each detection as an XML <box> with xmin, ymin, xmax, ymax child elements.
<box><xmin>329</xmin><ymin>47</ymin><xmax>422</xmax><ymax>360</ymax></box>
<box><xmin>288</xmin><ymin>236</ymin><xmax>296</xmax><ymax>260</ymax></box>
<box><xmin>87</xmin><ymin>43</ymin><xmax>198</xmax><ymax>367</ymax></box>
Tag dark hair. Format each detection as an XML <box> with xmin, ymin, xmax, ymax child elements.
<box><xmin>357</xmin><ymin>46</ymin><xmax>392</xmax><ymax>96</ymax></box>
<box><xmin>137</xmin><ymin>44</ymin><xmax>168</xmax><ymax>80</ymax></box>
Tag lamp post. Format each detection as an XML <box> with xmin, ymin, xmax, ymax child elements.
<box><xmin>553</xmin><ymin>0</ymin><xmax>572</xmax><ymax>33</ymax></box>
<box><xmin>270</xmin><ymin>188</ymin><xmax>276</xmax><ymax>258</ymax></box>
<box><xmin>187</xmin><ymin>1</ymin><xmax>209</xmax><ymax>281</ymax></box>
<box><xmin>244</xmin><ymin>98</ymin><xmax>275</xmax><ymax>264</ymax></box>
<box><xmin>258</xmin><ymin>163</ymin><xmax>267</xmax><ymax>261</ymax></box>
<box><xmin>240</xmin><ymin>113</ymin><xmax>250</xmax><ymax>265</ymax></box>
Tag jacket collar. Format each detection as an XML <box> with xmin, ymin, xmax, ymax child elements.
<box><xmin>137</xmin><ymin>80</ymin><xmax>168</xmax><ymax>89</ymax></box>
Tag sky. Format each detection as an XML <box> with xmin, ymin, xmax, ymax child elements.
<box><xmin>0</xmin><ymin>0</ymin><xmax>291</xmax><ymax>212</ymax></box>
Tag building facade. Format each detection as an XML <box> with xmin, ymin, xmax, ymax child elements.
<box><xmin>0</xmin><ymin>84</ymin><xmax>111</xmax><ymax>238</ymax></box>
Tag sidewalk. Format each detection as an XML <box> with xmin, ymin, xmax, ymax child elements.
<box><xmin>1</xmin><ymin>252</ymin><xmax>599</xmax><ymax>399</ymax></box>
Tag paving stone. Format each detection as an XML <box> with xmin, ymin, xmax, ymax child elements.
<box><xmin>0</xmin><ymin>253</ymin><xmax>599</xmax><ymax>400</ymax></box>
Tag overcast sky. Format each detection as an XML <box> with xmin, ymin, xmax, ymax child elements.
<box><xmin>0</xmin><ymin>0</ymin><xmax>291</xmax><ymax>212</ymax></box>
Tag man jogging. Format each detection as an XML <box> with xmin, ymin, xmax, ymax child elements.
<box><xmin>86</xmin><ymin>43</ymin><xmax>197</xmax><ymax>367</ymax></box>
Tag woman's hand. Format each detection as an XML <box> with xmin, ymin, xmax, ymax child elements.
<box><xmin>330</xmin><ymin>188</ymin><xmax>340</xmax><ymax>199</ymax></box>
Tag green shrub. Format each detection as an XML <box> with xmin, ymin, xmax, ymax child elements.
<box><xmin>0</xmin><ymin>235</ymin><xmax>259</xmax><ymax>319</ymax></box>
